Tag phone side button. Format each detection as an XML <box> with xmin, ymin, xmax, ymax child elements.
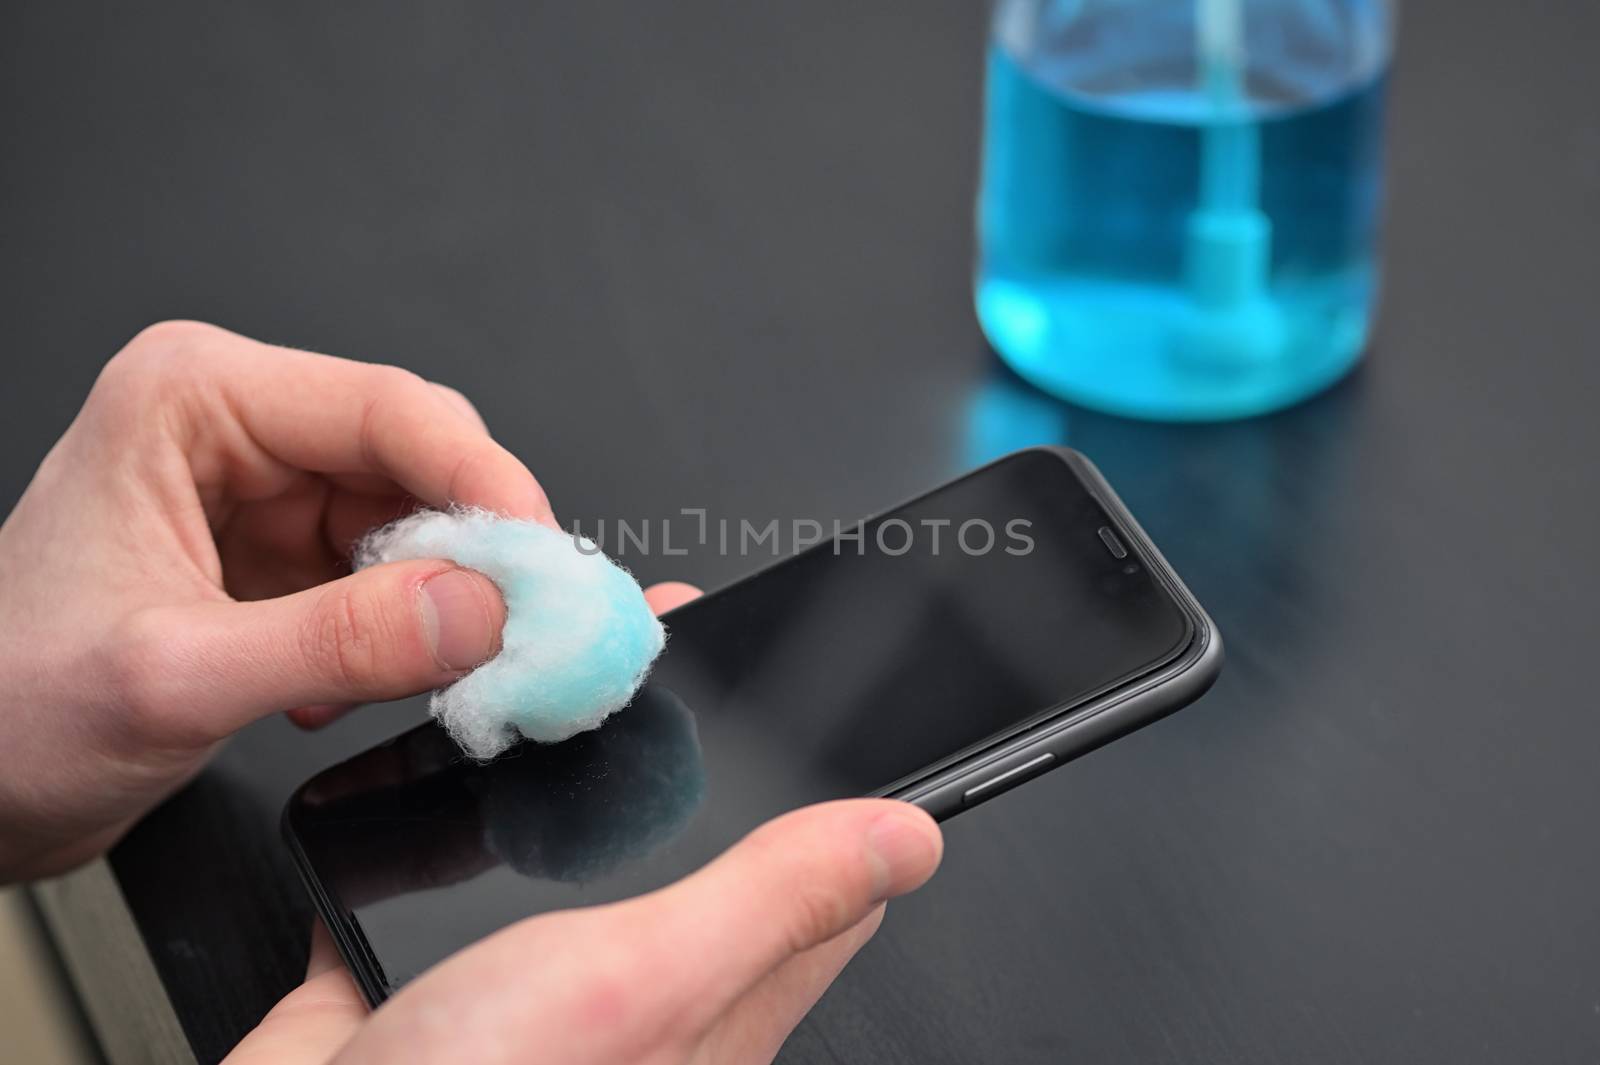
<box><xmin>962</xmin><ymin>753</ymin><xmax>1056</xmax><ymax>806</ymax></box>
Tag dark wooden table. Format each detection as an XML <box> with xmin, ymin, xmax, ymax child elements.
<box><xmin>6</xmin><ymin>1</ymin><xmax>1599</xmax><ymax>1062</ymax></box>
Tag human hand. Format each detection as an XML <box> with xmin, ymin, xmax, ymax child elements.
<box><xmin>226</xmin><ymin>798</ymin><xmax>943</xmax><ymax>1065</ymax></box>
<box><xmin>0</xmin><ymin>320</ymin><xmax>684</xmax><ymax>880</ymax></box>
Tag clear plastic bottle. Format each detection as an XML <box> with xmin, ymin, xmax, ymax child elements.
<box><xmin>976</xmin><ymin>0</ymin><xmax>1393</xmax><ymax>420</ymax></box>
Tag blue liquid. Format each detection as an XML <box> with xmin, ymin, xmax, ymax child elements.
<box><xmin>976</xmin><ymin>43</ymin><xmax>1388</xmax><ymax>420</ymax></box>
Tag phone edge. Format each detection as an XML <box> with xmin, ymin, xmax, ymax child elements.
<box><xmin>888</xmin><ymin>447</ymin><xmax>1224</xmax><ymax>819</ymax></box>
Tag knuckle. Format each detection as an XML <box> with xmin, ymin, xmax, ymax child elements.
<box><xmin>566</xmin><ymin>951</ymin><xmax>685</xmax><ymax>1053</ymax></box>
<box><xmin>569</xmin><ymin>969</ymin><xmax>635</xmax><ymax>1030</ymax></box>
<box><xmin>500</xmin><ymin>912</ymin><xmax>679</xmax><ymax>1053</ymax></box>
<box><xmin>93</xmin><ymin>321</ymin><xmax>227</xmax><ymax>407</ymax></box>
<box><xmin>738</xmin><ymin>814</ymin><xmax>867</xmax><ymax>953</ymax></box>
<box><xmin>108</xmin><ymin>320</ymin><xmax>223</xmax><ymax>376</ymax></box>
<box><xmin>129</xmin><ymin>318</ymin><xmax>226</xmax><ymax>351</ymax></box>
<box><xmin>433</xmin><ymin>382</ymin><xmax>478</xmax><ymax>412</ymax></box>
<box><xmin>368</xmin><ymin>363</ymin><xmax>428</xmax><ymax>399</ymax></box>
<box><xmin>444</xmin><ymin>447</ymin><xmax>489</xmax><ymax>505</ymax></box>
<box><xmin>571</xmin><ymin>907</ymin><xmax>697</xmax><ymax>1038</ymax></box>
<box><xmin>356</xmin><ymin>365</ymin><xmax>429</xmax><ymax>450</ymax></box>
<box><xmin>562</xmin><ymin>965</ymin><xmax>685</xmax><ymax>1058</ymax></box>
<box><xmin>782</xmin><ymin>881</ymin><xmax>855</xmax><ymax>954</ymax></box>
<box><xmin>304</xmin><ymin>583</ymin><xmax>394</xmax><ymax>690</ymax></box>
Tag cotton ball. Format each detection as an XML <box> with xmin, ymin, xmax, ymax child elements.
<box><xmin>355</xmin><ymin>508</ymin><xmax>666</xmax><ymax>760</ymax></box>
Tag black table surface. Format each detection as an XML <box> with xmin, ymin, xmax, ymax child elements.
<box><xmin>5</xmin><ymin>1</ymin><xmax>1599</xmax><ymax>1062</ymax></box>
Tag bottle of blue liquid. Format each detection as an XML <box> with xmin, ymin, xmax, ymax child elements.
<box><xmin>976</xmin><ymin>0</ymin><xmax>1393</xmax><ymax>420</ymax></box>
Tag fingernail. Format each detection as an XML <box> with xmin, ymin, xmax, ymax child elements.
<box><xmin>419</xmin><ymin>569</ymin><xmax>499</xmax><ymax>672</ymax></box>
<box><xmin>286</xmin><ymin>703</ymin><xmax>355</xmax><ymax>731</ymax></box>
<box><xmin>865</xmin><ymin>810</ymin><xmax>942</xmax><ymax>902</ymax></box>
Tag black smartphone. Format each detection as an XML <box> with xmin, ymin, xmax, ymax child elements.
<box><xmin>283</xmin><ymin>448</ymin><xmax>1221</xmax><ymax>1004</ymax></box>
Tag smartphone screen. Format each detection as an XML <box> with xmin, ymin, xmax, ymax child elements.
<box><xmin>288</xmin><ymin>450</ymin><xmax>1193</xmax><ymax>996</ymax></box>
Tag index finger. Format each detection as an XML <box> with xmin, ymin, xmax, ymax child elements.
<box><xmin>204</xmin><ymin>327</ymin><xmax>553</xmax><ymax>523</ymax></box>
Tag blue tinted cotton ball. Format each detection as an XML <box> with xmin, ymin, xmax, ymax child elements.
<box><xmin>355</xmin><ymin>509</ymin><xmax>666</xmax><ymax>759</ymax></box>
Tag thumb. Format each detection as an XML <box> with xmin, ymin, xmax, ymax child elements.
<box><xmin>329</xmin><ymin>800</ymin><xmax>942</xmax><ymax>1065</ymax></box>
<box><xmin>624</xmin><ymin>799</ymin><xmax>943</xmax><ymax>1037</ymax></box>
<box><xmin>129</xmin><ymin>561</ymin><xmax>504</xmax><ymax>743</ymax></box>
<box><xmin>222</xmin><ymin>922</ymin><xmax>367</xmax><ymax>1065</ymax></box>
